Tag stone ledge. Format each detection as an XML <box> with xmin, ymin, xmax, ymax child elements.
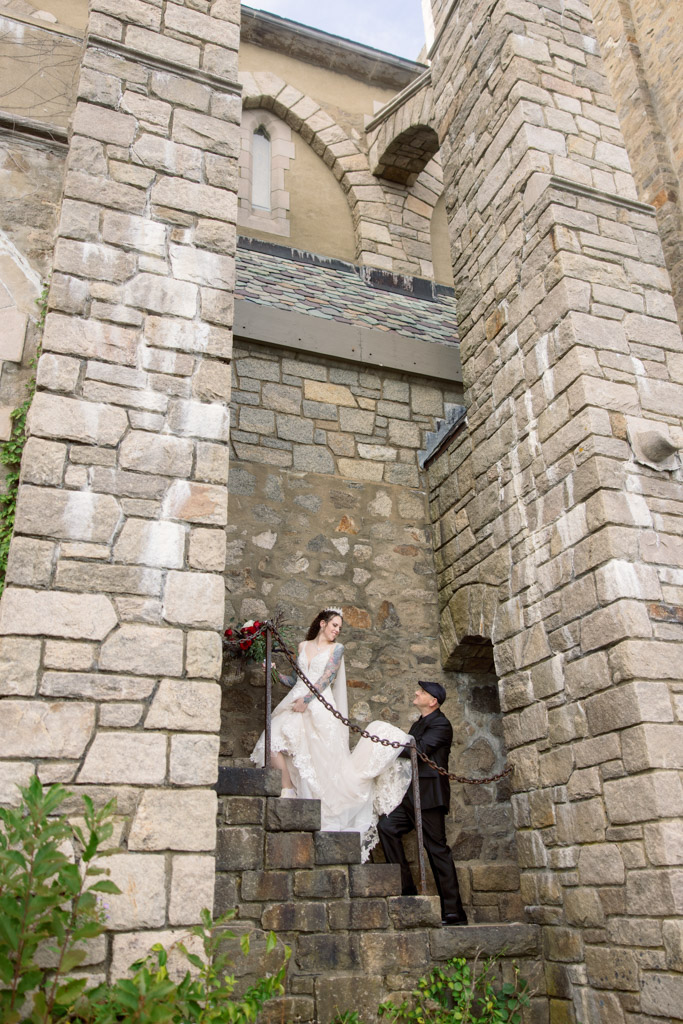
<box><xmin>430</xmin><ymin>923</ymin><xmax>540</xmax><ymax>959</ymax></box>
<box><xmin>215</xmin><ymin>766</ymin><xmax>281</xmax><ymax>797</ymax></box>
<box><xmin>266</xmin><ymin>797</ymin><xmax>321</xmax><ymax>832</ymax></box>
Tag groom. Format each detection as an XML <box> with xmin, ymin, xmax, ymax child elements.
<box><xmin>377</xmin><ymin>681</ymin><xmax>467</xmax><ymax>926</ymax></box>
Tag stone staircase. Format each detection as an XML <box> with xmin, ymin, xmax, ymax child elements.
<box><xmin>213</xmin><ymin>767</ymin><xmax>544</xmax><ymax>1023</ymax></box>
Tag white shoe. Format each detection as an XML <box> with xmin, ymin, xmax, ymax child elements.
<box><xmin>280</xmin><ymin>787</ymin><xmax>297</xmax><ymax>799</ymax></box>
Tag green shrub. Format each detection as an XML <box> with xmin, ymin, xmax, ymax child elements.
<box><xmin>0</xmin><ymin>778</ymin><xmax>288</xmax><ymax>1024</ymax></box>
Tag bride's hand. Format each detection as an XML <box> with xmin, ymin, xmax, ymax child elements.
<box><xmin>291</xmin><ymin>698</ymin><xmax>307</xmax><ymax>713</ymax></box>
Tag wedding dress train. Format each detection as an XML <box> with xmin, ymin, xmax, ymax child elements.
<box><xmin>250</xmin><ymin>643</ymin><xmax>412</xmax><ymax>861</ymax></box>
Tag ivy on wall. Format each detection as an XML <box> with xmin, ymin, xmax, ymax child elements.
<box><xmin>0</xmin><ymin>281</ymin><xmax>48</xmax><ymax>594</ymax></box>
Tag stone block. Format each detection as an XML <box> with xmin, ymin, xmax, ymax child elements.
<box><xmin>241</xmin><ymin>871</ymin><xmax>291</xmax><ymax>902</ymax></box>
<box><xmin>144</xmin><ymin>316</ymin><xmax>231</xmax><ymax>358</ymax></box>
<box><xmin>119</xmin><ymin>432</ymin><xmax>194</xmax><ymax>477</ymax></box>
<box><xmin>19</xmin><ymin>438</ymin><xmax>66</xmax><ymax>487</ymax></box>
<box><xmin>100</xmin><ymin>624</ymin><xmax>184</xmax><ymax>676</ymax></box>
<box><xmin>622</xmin><ymin>724</ymin><xmax>683</xmax><ymax>771</ymax></box>
<box><xmin>39</xmin><ymin>672</ymin><xmax>153</xmax><ymax>701</ymax></box>
<box><xmin>578</xmin><ymin>845</ymin><xmax>625</xmax><ymax>885</ymax></box>
<box><xmin>36</xmin><ymin>353</ymin><xmax>81</xmax><ymax>393</ymax></box>
<box><xmin>129</xmin><ymin>789</ymin><xmax>217</xmax><ymax>851</ymax></box>
<box><xmin>663</xmin><ymin>920</ymin><xmax>683</xmax><ymax>971</ymax></box>
<box><xmin>110</xmin><ymin>929</ymin><xmax>203</xmax><ymax>982</ymax></box>
<box><xmin>222</xmin><ymin>796</ymin><xmax>264</xmax><ymax>826</ymax></box>
<box><xmin>193</xmin><ymin>360</ymin><xmax>231</xmax><ymax>403</ymax></box>
<box><xmin>265</xmin><ymin>798</ymin><xmax>321</xmax><ymax>832</ymax></box>
<box><xmin>29</xmin><ymin>393</ymin><xmax>128</xmax><ymax>447</ymax></box>
<box><xmin>213</xmin><ymin>872</ymin><xmax>238</xmax><ymax>916</ymax></box>
<box><xmin>386</xmin><ymin>895</ymin><xmax>442</xmax><ymax>928</ymax></box>
<box><xmin>43</xmin><ymin>313</ymin><xmax>137</xmax><ymax>365</ymax></box>
<box><xmin>126</xmin><ymin>273</ymin><xmax>198</xmax><ymax>317</ymax></box>
<box><xmin>314</xmin><ymin>831</ymin><xmax>361</xmax><ymax>865</ymax></box>
<box><xmin>0</xmin><ymin>589</ymin><xmax>117</xmax><ymax>641</ymax></box>
<box><xmin>146</xmin><ymin>679</ymin><xmax>221</xmax><ymax>732</ymax></box>
<box><xmin>152</xmin><ymin>177</ymin><xmax>235</xmax><ymax>221</ymax></box>
<box><xmin>327</xmin><ymin>897</ymin><xmax>389</xmax><ymax>931</ymax></box>
<box><xmin>170</xmin><ymin>734</ymin><xmax>219</xmax><ymax>786</ymax></box>
<box><xmin>293</xmin><ymin>867</ymin><xmax>348</xmax><ymax>899</ymax></box>
<box><xmin>162</xmin><ymin>570</ymin><xmax>225</xmax><ymax>630</ymax></box>
<box><xmin>643</xmin><ymin>821</ymin><xmax>683</xmax><ymax>866</ymax></box>
<box><xmin>105</xmin><ymin>853</ymin><xmax>166</xmax><ymax>930</ymax></box>
<box><xmin>15</xmin><ymin>487</ymin><xmax>121</xmax><ymax>544</ymax></box>
<box><xmin>1</xmin><ymin>307</ymin><xmax>27</xmax><ymax>362</ymax></box>
<box><xmin>640</xmin><ymin>973</ymin><xmax>683</xmax><ymax>1020</ymax></box>
<box><xmin>585</xmin><ymin>946</ymin><xmax>639</xmax><ymax>991</ymax></box>
<box><xmin>304</xmin><ymin>380</ymin><xmax>356</xmax><ymax>407</ymax></box>
<box><xmin>359</xmin><ymin>931</ymin><xmax>430</xmax><ymax>973</ymax></box>
<box><xmin>5</xmin><ymin>537</ymin><xmax>54</xmax><ymax>588</ymax></box>
<box><xmin>102</xmin><ymin>210</ymin><xmax>167</xmax><ymax>256</ymax></box>
<box><xmin>604</xmin><ymin>773</ymin><xmax>683</xmax><ymax>825</ymax></box>
<box><xmin>163</xmin><ymin>480</ymin><xmax>228</xmax><ymax>525</ymax></box>
<box><xmin>265</xmin><ymin>832</ymin><xmax>314</xmax><ymax>869</ymax></box>
<box><xmin>0</xmin><ymin>763</ymin><xmax>35</xmax><ymax>806</ymax></box>
<box><xmin>626</xmin><ymin>869</ymin><xmax>683</xmax><ymax>916</ymax></box>
<box><xmin>186</xmin><ymin>630</ymin><xmax>222</xmax><ymax>679</ymax></box>
<box><xmin>585</xmin><ymin>680</ymin><xmax>673</xmax><ymax>735</ymax></box>
<box><xmin>349</xmin><ymin>863</ymin><xmax>401</xmax><ymax>897</ymax></box>
<box><xmin>0</xmin><ymin>637</ymin><xmax>41</xmax><ymax>696</ymax></box>
<box><xmin>580</xmin><ymin>599</ymin><xmax>652</xmax><ymax>653</ymax></box>
<box><xmin>0</xmin><ymin>700</ymin><xmax>95</xmax><ymax>758</ymax></box>
<box><xmin>54</xmin><ymin>238</ymin><xmax>136</xmax><ymax>283</ymax></box>
<box><xmin>215</xmin><ymin>766</ymin><xmax>281</xmax><ymax>797</ymax></box>
<box><xmin>169</xmin><ymin>855</ymin><xmax>215</xmax><ymax>926</ymax></box>
<box><xmin>314</xmin><ymin>975</ymin><xmax>384</xmax><ymax>1024</ymax></box>
<box><xmin>470</xmin><ymin>863</ymin><xmax>521</xmax><ymax>891</ymax></box>
<box><xmin>99</xmin><ymin>704</ymin><xmax>144</xmax><ymax>727</ymax></box>
<box><xmin>339</xmin><ymin>408</ymin><xmax>375</xmax><ymax>433</ymax></box>
<box><xmin>261</xmin><ymin>901</ymin><xmax>327</xmax><ymax>933</ymax></box>
<box><xmin>188</xmin><ymin>528</ymin><xmax>226</xmax><ymax>571</ymax></box>
<box><xmin>114</xmin><ymin>519</ymin><xmax>186</xmax><ymax>568</ymax></box>
<box><xmin>296</xmin><ymin>933</ymin><xmax>360</xmax><ymax>972</ymax></box>
<box><xmin>78</xmin><ymin>731</ymin><xmax>167</xmax><ymax>784</ymax></box>
<box><xmin>216</xmin><ymin>826</ymin><xmax>263</xmax><ymax>871</ymax></box>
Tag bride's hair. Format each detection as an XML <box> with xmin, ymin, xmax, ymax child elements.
<box><xmin>305</xmin><ymin>608</ymin><xmax>343</xmax><ymax>641</ymax></box>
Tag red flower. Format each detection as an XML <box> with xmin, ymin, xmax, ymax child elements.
<box><xmin>240</xmin><ymin>640</ymin><xmax>252</xmax><ymax>651</ymax></box>
<box><xmin>253</xmin><ymin>621</ymin><xmax>261</xmax><ymax>629</ymax></box>
<box><xmin>225</xmin><ymin>628</ymin><xmax>233</xmax><ymax>637</ymax></box>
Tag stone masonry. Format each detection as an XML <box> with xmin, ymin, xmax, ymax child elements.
<box><xmin>426</xmin><ymin>0</ymin><xmax>683</xmax><ymax>1021</ymax></box>
<box><xmin>213</xmin><ymin>766</ymin><xmax>544</xmax><ymax>1024</ymax></box>
<box><xmin>0</xmin><ymin>0</ymin><xmax>240</xmax><ymax>971</ymax></box>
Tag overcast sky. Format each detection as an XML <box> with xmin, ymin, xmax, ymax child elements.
<box><xmin>247</xmin><ymin>1</ymin><xmax>427</xmax><ymax>61</ymax></box>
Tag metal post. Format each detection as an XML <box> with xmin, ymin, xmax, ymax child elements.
<box><xmin>264</xmin><ymin>624</ymin><xmax>272</xmax><ymax>769</ymax></box>
<box><xmin>410</xmin><ymin>739</ymin><xmax>427</xmax><ymax>896</ymax></box>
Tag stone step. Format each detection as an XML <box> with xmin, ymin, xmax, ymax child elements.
<box><xmin>349</xmin><ymin>862</ymin><xmax>402</xmax><ymax>897</ymax></box>
<box><xmin>216</xmin><ymin>765</ymin><xmax>280</xmax><ymax>796</ymax></box>
<box><xmin>266</xmin><ymin>797</ymin><xmax>321</xmax><ymax>832</ymax></box>
<box><xmin>315</xmin><ymin>830</ymin><xmax>361</xmax><ymax>865</ymax></box>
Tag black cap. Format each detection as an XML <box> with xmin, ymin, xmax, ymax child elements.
<box><xmin>418</xmin><ymin>680</ymin><xmax>446</xmax><ymax>706</ymax></box>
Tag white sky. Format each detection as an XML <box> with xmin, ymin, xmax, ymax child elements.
<box><xmin>247</xmin><ymin>1</ymin><xmax>427</xmax><ymax>61</ymax></box>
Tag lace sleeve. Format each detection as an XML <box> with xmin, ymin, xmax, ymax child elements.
<box><xmin>303</xmin><ymin>644</ymin><xmax>344</xmax><ymax>705</ymax></box>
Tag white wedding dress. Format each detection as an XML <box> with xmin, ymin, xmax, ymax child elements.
<box><xmin>250</xmin><ymin>642</ymin><xmax>412</xmax><ymax>861</ymax></box>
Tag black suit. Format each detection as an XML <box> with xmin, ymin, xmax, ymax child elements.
<box><xmin>378</xmin><ymin>708</ymin><xmax>465</xmax><ymax>919</ymax></box>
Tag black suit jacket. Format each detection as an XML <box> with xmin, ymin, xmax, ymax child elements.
<box><xmin>400</xmin><ymin>708</ymin><xmax>453</xmax><ymax>812</ymax></box>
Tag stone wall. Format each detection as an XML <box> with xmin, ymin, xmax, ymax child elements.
<box><xmin>0</xmin><ymin>0</ymin><xmax>240</xmax><ymax>972</ymax></box>
<box><xmin>428</xmin><ymin>0</ymin><xmax>683</xmax><ymax>1020</ymax></box>
<box><xmin>222</xmin><ymin>339</ymin><xmax>520</xmax><ymax>901</ymax></box>
<box><xmin>590</xmin><ymin>0</ymin><xmax>683</xmax><ymax>331</ymax></box>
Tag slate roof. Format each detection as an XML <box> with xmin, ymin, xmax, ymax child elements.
<box><xmin>235</xmin><ymin>244</ymin><xmax>459</xmax><ymax>347</ymax></box>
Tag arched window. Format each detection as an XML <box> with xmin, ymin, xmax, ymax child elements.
<box><xmin>251</xmin><ymin>126</ymin><xmax>271</xmax><ymax>210</ymax></box>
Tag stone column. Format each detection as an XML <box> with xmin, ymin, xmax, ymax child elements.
<box><xmin>0</xmin><ymin>0</ymin><xmax>239</xmax><ymax>965</ymax></box>
<box><xmin>429</xmin><ymin>0</ymin><xmax>683</xmax><ymax>1019</ymax></box>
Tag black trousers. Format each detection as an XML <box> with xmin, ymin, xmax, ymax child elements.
<box><xmin>378</xmin><ymin>801</ymin><xmax>465</xmax><ymax>919</ymax></box>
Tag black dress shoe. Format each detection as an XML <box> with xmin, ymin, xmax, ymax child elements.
<box><xmin>441</xmin><ymin>914</ymin><xmax>468</xmax><ymax>926</ymax></box>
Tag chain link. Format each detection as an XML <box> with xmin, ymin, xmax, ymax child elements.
<box><xmin>254</xmin><ymin>621</ymin><xmax>514</xmax><ymax>787</ymax></box>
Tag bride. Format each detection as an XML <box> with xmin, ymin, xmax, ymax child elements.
<box><xmin>250</xmin><ymin>607</ymin><xmax>412</xmax><ymax>860</ymax></box>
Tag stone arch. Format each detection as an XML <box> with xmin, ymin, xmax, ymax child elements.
<box><xmin>366</xmin><ymin>72</ymin><xmax>437</xmax><ymax>187</ymax></box>
<box><xmin>372</xmin><ymin>124</ymin><xmax>440</xmax><ymax>187</ymax></box>
<box><xmin>238</xmin><ymin>71</ymin><xmax>376</xmax><ymax>262</ymax></box>
<box><xmin>440</xmin><ymin>583</ymin><xmax>498</xmax><ymax>670</ymax></box>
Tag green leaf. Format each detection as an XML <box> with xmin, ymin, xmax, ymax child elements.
<box><xmin>89</xmin><ymin>879</ymin><xmax>121</xmax><ymax>894</ymax></box>
<box><xmin>55</xmin><ymin>976</ymin><xmax>88</xmax><ymax>1005</ymax></box>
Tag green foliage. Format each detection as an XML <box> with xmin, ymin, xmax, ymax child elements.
<box><xmin>0</xmin><ymin>280</ymin><xmax>49</xmax><ymax>594</ymax></box>
<box><xmin>70</xmin><ymin>912</ymin><xmax>289</xmax><ymax>1024</ymax></box>
<box><xmin>0</xmin><ymin>779</ymin><xmax>289</xmax><ymax>1024</ymax></box>
<box><xmin>0</xmin><ymin>775</ymin><xmax>120</xmax><ymax>1024</ymax></box>
<box><xmin>332</xmin><ymin>955</ymin><xmax>530</xmax><ymax>1024</ymax></box>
